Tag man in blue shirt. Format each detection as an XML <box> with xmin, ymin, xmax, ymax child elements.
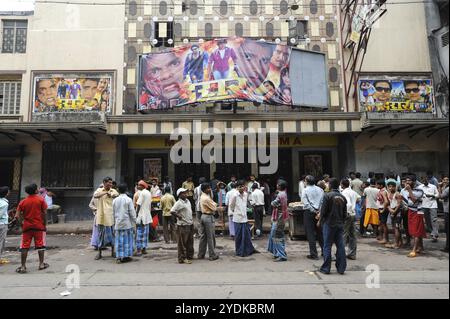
<box><xmin>301</xmin><ymin>175</ymin><xmax>324</xmax><ymax>260</ymax></box>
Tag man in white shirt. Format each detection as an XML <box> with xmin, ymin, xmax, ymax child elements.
<box><xmin>225</xmin><ymin>182</ymin><xmax>238</xmax><ymax>238</ymax></box>
<box><xmin>171</xmin><ymin>188</ymin><xmax>194</xmax><ymax>264</ymax></box>
<box><xmin>301</xmin><ymin>175</ymin><xmax>324</xmax><ymax>260</ymax></box>
<box><xmin>419</xmin><ymin>177</ymin><xmax>440</xmax><ymax>242</ymax></box>
<box><xmin>135</xmin><ymin>180</ymin><xmax>152</xmax><ymax>256</ymax></box>
<box><xmin>249</xmin><ymin>183</ymin><xmax>265</xmax><ymax>238</ymax></box>
<box><xmin>341</xmin><ymin>179</ymin><xmax>361</xmax><ymax>260</ymax></box>
<box><xmin>247</xmin><ymin>175</ymin><xmax>260</xmax><ymax>194</ymax></box>
<box><xmin>298</xmin><ymin>175</ymin><xmax>306</xmax><ymax>200</ymax></box>
<box><xmin>230</xmin><ymin>180</ymin><xmax>257</xmax><ymax>257</ymax></box>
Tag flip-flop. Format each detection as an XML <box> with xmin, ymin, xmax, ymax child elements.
<box><xmin>38</xmin><ymin>263</ymin><xmax>50</xmax><ymax>270</ymax></box>
<box><xmin>15</xmin><ymin>266</ymin><xmax>27</xmax><ymax>274</ymax></box>
<box><xmin>407</xmin><ymin>252</ymin><xmax>417</xmax><ymax>258</ymax></box>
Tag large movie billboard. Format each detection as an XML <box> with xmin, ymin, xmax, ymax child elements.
<box><xmin>33</xmin><ymin>73</ymin><xmax>113</xmax><ymax>113</ymax></box>
<box><xmin>358</xmin><ymin>78</ymin><xmax>434</xmax><ymax>113</ymax></box>
<box><xmin>138</xmin><ymin>37</ymin><xmax>293</xmax><ymax>111</ymax></box>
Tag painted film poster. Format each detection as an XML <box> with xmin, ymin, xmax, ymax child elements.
<box><xmin>358</xmin><ymin>78</ymin><xmax>434</xmax><ymax>113</ymax></box>
<box><xmin>138</xmin><ymin>37</ymin><xmax>293</xmax><ymax>111</ymax></box>
<box><xmin>33</xmin><ymin>73</ymin><xmax>113</xmax><ymax>113</ymax></box>
<box><xmin>143</xmin><ymin>158</ymin><xmax>162</xmax><ymax>182</ymax></box>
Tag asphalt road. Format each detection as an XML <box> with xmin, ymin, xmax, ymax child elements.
<box><xmin>0</xmin><ymin>234</ymin><xmax>448</xmax><ymax>299</ymax></box>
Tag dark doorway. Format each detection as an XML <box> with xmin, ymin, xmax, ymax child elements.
<box><xmin>272</xmin><ymin>149</ymin><xmax>293</xmax><ymax>198</ymax></box>
<box><xmin>298</xmin><ymin>150</ymin><xmax>333</xmax><ymax>181</ymax></box>
<box><xmin>174</xmin><ymin>163</ymin><xmax>210</xmax><ymax>189</ymax></box>
<box><xmin>0</xmin><ymin>159</ymin><xmax>14</xmax><ymax>189</ymax></box>
<box><xmin>215</xmin><ymin>148</ymin><xmax>252</xmax><ymax>182</ymax></box>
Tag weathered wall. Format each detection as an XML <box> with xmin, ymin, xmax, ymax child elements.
<box><xmin>355</xmin><ymin>129</ymin><xmax>449</xmax><ymax>177</ymax></box>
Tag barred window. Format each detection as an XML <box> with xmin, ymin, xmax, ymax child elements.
<box><xmin>280</xmin><ymin>1</ymin><xmax>289</xmax><ymax>15</ymax></box>
<box><xmin>292</xmin><ymin>20</ymin><xmax>308</xmax><ymax>38</ymax></box>
<box><xmin>159</xmin><ymin>1</ymin><xmax>168</xmax><ymax>15</ymax></box>
<box><xmin>235</xmin><ymin>23</ymin><xmax>243</xmax><ymax>37</ymax></box>
<box><xmin>41</xmin><ymin>142</ymin><xmax>95</xmax><ymax>188</ymax></box>
<box><xmin>190</xmin><ymin>1</ymin><xmax>198</xmax><ymax>15</ymax></box>
<box><xmin>205</xmin><ymin>23</ymin><xmax>213</xmax><ymax>38</ymax></box>
<box><xmin>0</xmin><ymin>81</ymin><xmax>21</xmax><ymax>115</ymax></box>
<box><xmin>266</xmin><ymin>22</ymin><xmax>274</xmax><ymax>37</ymax></box>
<box><xmin>249</xmin><ymin>1</ymin><xmax>258</xmax><ymax>16</ymax></box>
<box><xmin>2</xmin><ymin>20</ymin><xmax>27</xmax><ymax>53</ymax></box>
<box><xmin>219</xmin><ymin>1</ymin><xmax>228</xmax><ymax>15</ymax></box>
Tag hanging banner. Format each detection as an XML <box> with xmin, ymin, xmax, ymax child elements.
<box><xmin>32</xmin><ymin>73</ymin><xmax>113</xmax><ymax>113</ymax></box>
<box><xmin>358</xmin><ymin>78</ymin><xmax>434</xmax><ymax>113</ymax></box>
<box><xmin>138</xmin><ymin>37</ymin><xmax>293</xmax><ymax>111</ymax></box>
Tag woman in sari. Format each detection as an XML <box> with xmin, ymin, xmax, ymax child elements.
<box><xmin>267</xmin><ymin>181</ymin><xmax>289</xmax><ymax>262</ymax></box>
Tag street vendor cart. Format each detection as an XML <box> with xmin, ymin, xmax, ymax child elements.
<box><xmin>288</xmin><ymin>202</ymin><xmax>306</xmax><ymax>239</ymax></box>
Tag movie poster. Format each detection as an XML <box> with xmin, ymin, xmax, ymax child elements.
<box><xmin>138</xmin><ymin>37</ymin><xmax>292</xmax><ymax>111</ymax></box>
<box><xmin>32</xmin><ymin>73</ymin><xmax>113</xmax><ymax>113</ymax></box>
<box><xmin>143</xmin><ymin>158</ymin><xmax>162</xmax><ymax>182</ymax></box>
<box><xmin>304</xmin><ymin>155</ymin><xmax>323</xmax><ymax>179</ymax></box>
<box><xmin>358</xmin><ymin>78</ymin><xmax>434</xmax><ymax>113</ymax></box>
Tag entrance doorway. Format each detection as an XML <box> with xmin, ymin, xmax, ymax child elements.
<box><xmin>174</xmin><ymin>162</ymin><xmax>210</xmax><ymax>189</ymax></box>
<box><xmin>0</xmin><ymin>159</ymin><xmax>14</xmax><ymax>189</ymax></box>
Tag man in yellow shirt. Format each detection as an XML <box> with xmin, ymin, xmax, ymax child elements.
<box><xmin>182</xmin><ymin>176</ymin><xmax>195</xmax><ymax>212</ymax></box>
<box><xmin>199</xmin><ymin>183</ymin><xmax>219</xmax><ymax>261</ymax></box>
<box><xmin>161</xmin><ymin>186</ymin><xmax>176</xmax><ymax>244</ymax></box>
<box><xmin>93</xmin><ymin>177</ymin><xmax>119</xmax><ymax>260</ymax></box>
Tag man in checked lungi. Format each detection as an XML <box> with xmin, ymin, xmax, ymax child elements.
<box><xmin>113</xmin><ymin>184</ymin><xmax>136</xmax><ymax>263</ymax></box>
<box><xmin>135</xmin><ymin>180</ymin><xmax>152</xmax><ymax>256</ymax></box>
<box><xmin>94</xmin><ymin>177</ymin><xmax>119</xmax><ymax>260</ymax></box>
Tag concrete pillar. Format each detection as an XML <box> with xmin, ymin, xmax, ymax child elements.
<box><xmin>338</xmin><ymin>133</ymin><xmax>356</xmax><ymax>178</ymax></box>
<box><xmin>292</xmin><ymin>148</ymin><xmax>300</xmax><ymax>194</ymax></box>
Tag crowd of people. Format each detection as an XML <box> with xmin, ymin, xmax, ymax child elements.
<box><xmin>0</xmin><ymin>169</ymin><xmax>448</xmax><ymax>275</ymax></box>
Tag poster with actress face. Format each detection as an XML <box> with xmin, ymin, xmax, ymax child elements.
<box><xmin>138</xmin><ymin>37</ymin><xmax>292</xmax><ymax>112</ymax></box>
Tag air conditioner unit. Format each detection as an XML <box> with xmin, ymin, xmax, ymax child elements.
<box><xmin>435</xmin><ymin>26</ymin><xmax>449</xmax><ymax>78</ymax></box>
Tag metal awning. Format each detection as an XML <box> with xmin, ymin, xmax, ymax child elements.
<box><xmin>0</xmin><ymin>122</ymin><xmax>106</xmax><ymax>141</ymax></box>
<box><xmin>359</xmin><ymin>112</ymin><xmax>449</xmax><ymax>138</ymax></box>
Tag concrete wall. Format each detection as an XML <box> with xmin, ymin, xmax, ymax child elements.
<box><xmin>362</xmin><ymin>1</ymin><xmax>431</xmax><ymax>73</ymax></box>
<box><xmin>355</xmin><ymin>129</ymin><xmax>449</xmax><ymax>178</ymax></box>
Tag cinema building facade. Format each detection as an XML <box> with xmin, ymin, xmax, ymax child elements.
<box><xmin>1</xmin><ymin>1</ymin><xmax>447</xmax><ymax>221</ymax></box>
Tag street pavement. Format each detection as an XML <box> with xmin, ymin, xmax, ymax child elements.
<box><xmin>0</xmin><ymin>231</ymin><xmax>448</xmax><ymax>299</ymax></box>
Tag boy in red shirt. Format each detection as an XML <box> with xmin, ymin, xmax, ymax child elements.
<box><xmin>15</xmin><ymin>183</ymin><xmax>48</xmax><ymax>274</ymax></box>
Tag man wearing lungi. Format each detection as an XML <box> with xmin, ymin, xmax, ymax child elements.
<box><xmin>113</xmin><ymin>183</ymin><xmax>136</xmax><ymax>263</ymax></box>
<box><xmin>94</xmin><ymin>177</ymin><xmax>119</xmax><ymax>260</ymax></box>
<box><xmin>135</xmin><ymin>180</ymin><xmax>152</xmax><ymax>256</ymax></box>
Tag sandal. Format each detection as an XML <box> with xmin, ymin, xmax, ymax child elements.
<box><xmin>15</xmin><ymin>266</ymin><xmax>27</xmax><ymax>274</ymax></box>
<box><xmin>0</xmin><ymin>258</ymin><xmax>10</xmax><ymax>265</ymax></box>
<box><xmin>385</xmin><ymin>244</ymin><xmax>395</xmax><ymax>249</ymax></box>
<box><xmin>407</xmin><ymin>252</ymin><xmax>417</xmax><ymax>258</ymax></box>
<box><xmin>38</xmin><ymin>263</ymin><xmax>50</xmax><ymax>270</ymax></box>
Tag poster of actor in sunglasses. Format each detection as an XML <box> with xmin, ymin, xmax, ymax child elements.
<box><xmin>33</xmin><ymin>74</ymin><xmax>113</xmax><ymax>113</ymax></box>
<box><xmin>358</xmin><ymin>79</ymin><xmax>434</xmax><ymax>113</ymax></box>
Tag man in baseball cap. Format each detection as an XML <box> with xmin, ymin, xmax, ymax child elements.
<box><xmin>171</xmin><ymin>188</ymin><xmax>194</xmax><ymax>264</ymax></box>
